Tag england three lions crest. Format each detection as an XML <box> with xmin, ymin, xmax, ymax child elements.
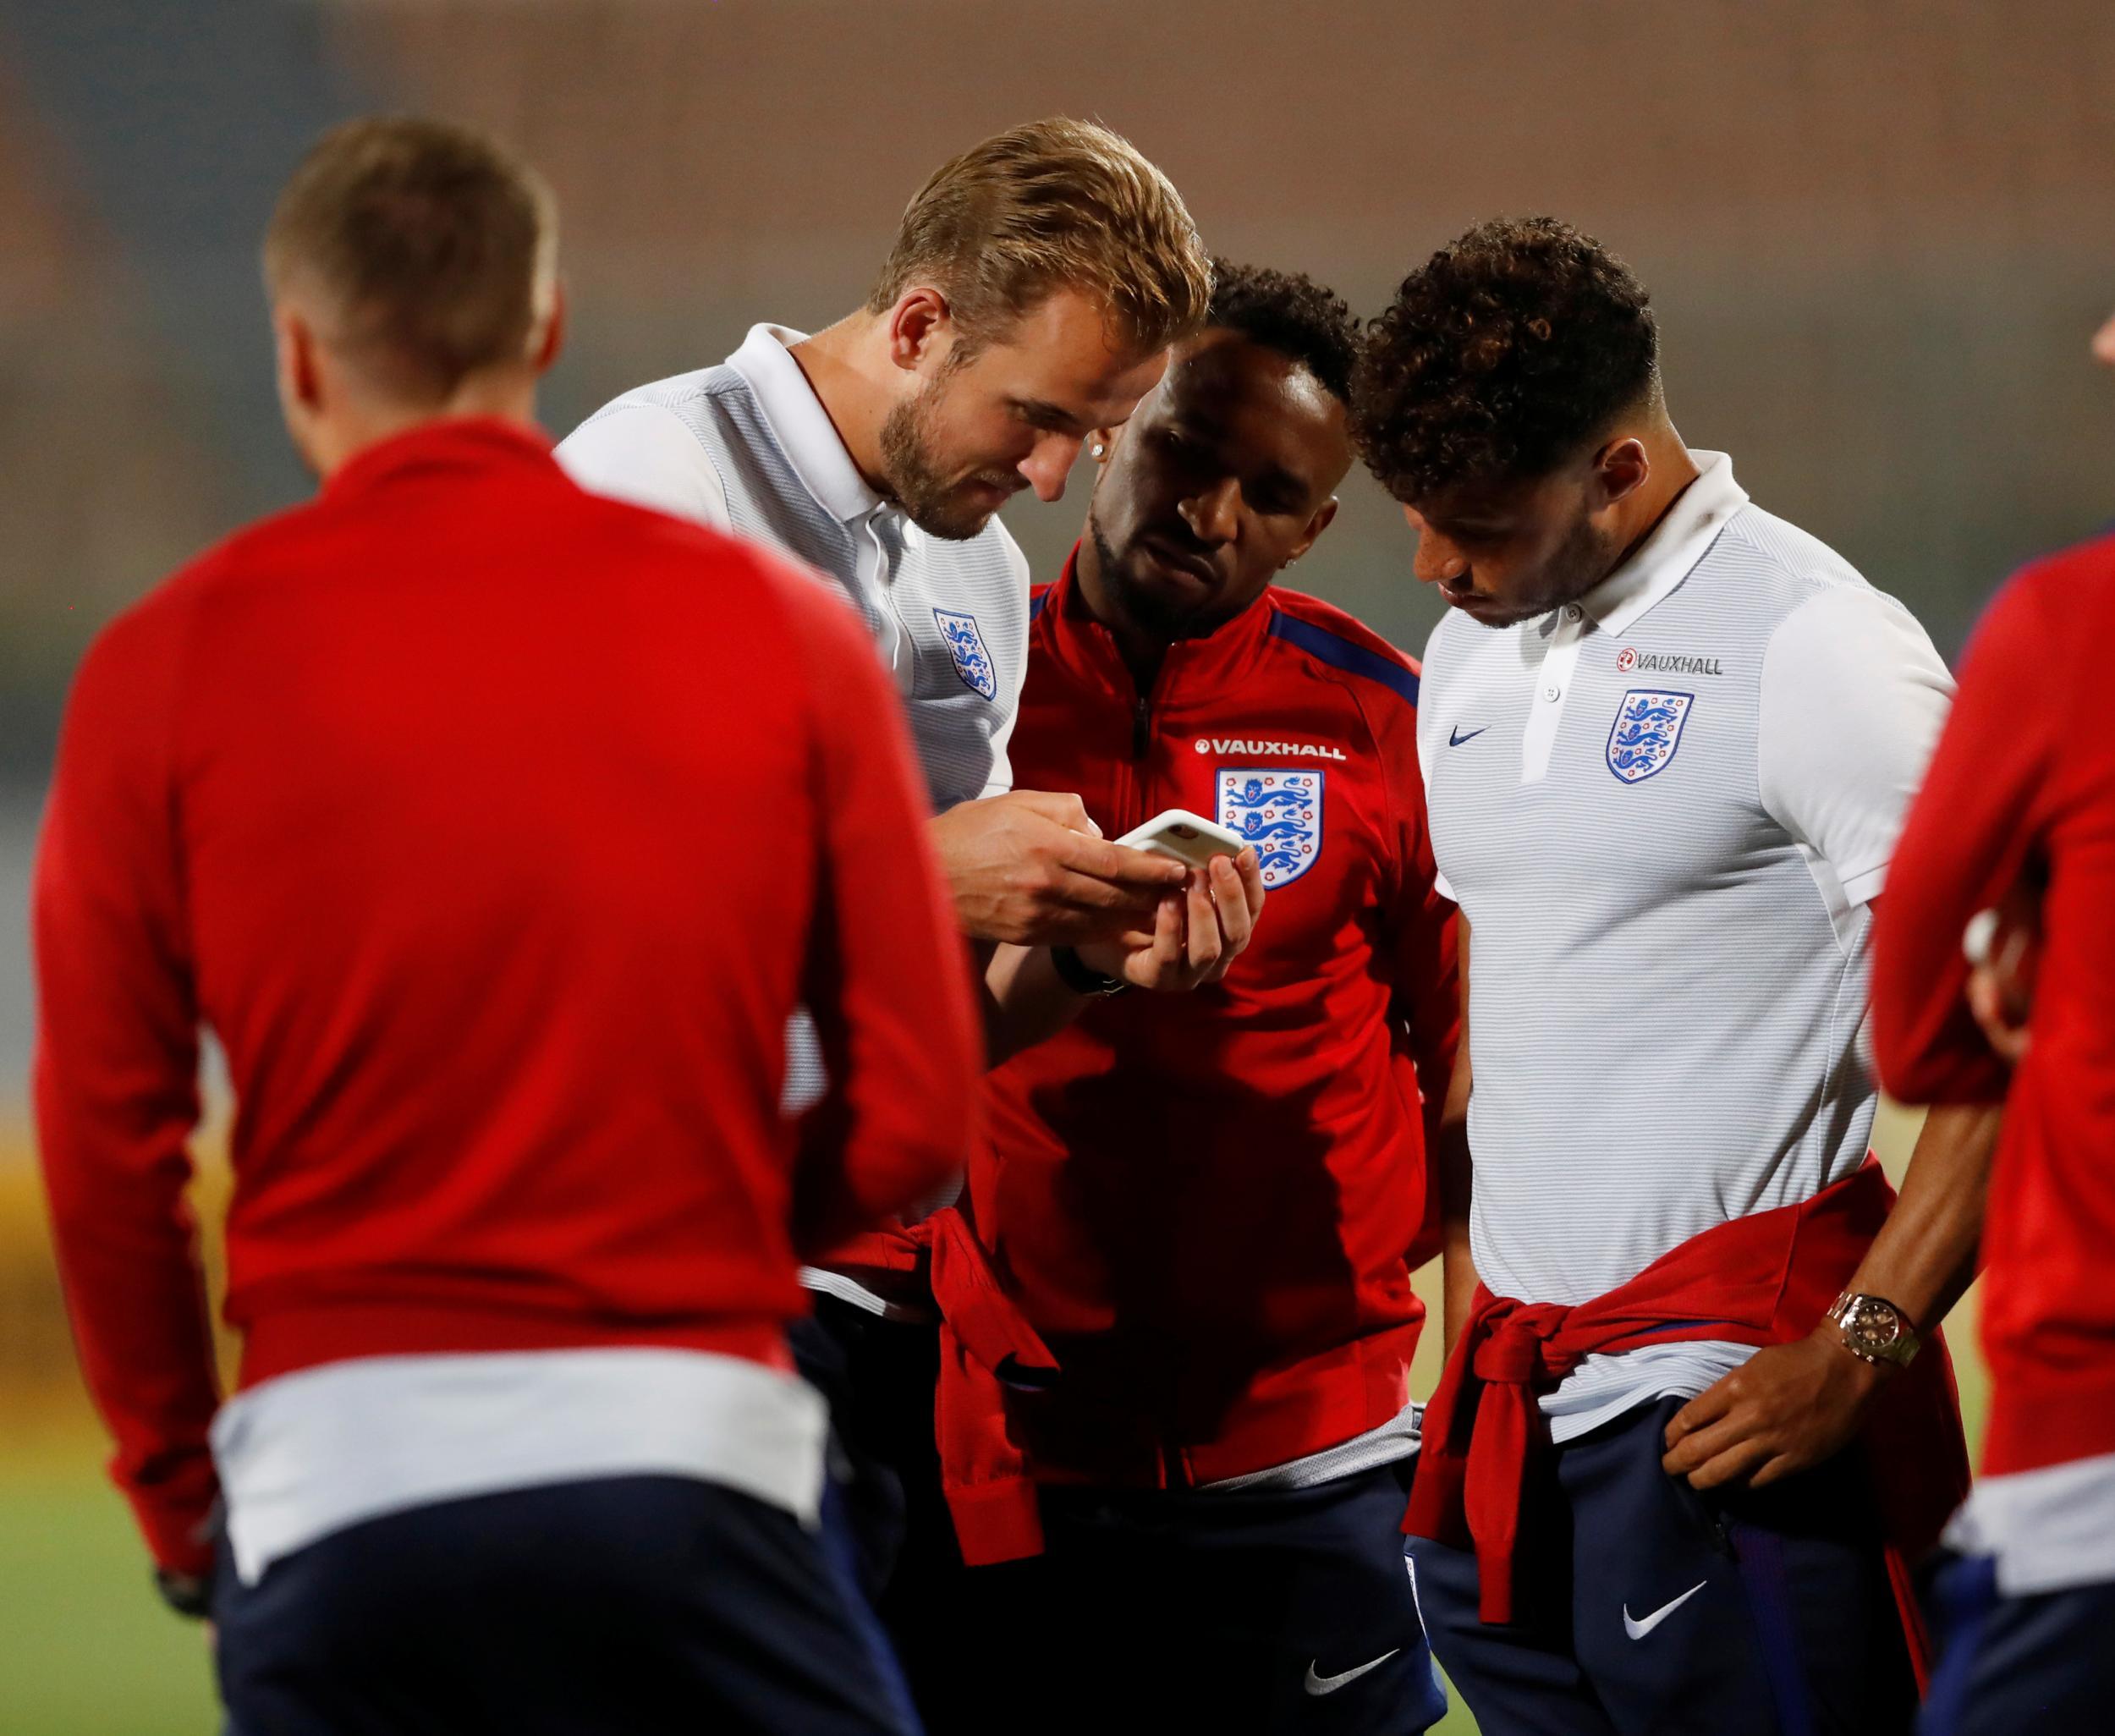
<box><xmin>1217</xmin><ymin>770</ymin><xmax>1322</xmax><ymax>887</ymax></box>
<box><xmin>1607</xmin><ymin>689</ymin><xmax>1695</xmax><ymax>784</ymax></box>
<box><xmin>932</xmin><ymin>608</ymin><xmax>997</xmax><ymax>701</ymax></box>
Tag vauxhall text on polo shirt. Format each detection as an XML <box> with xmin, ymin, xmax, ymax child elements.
<box><xmin>556</xmin><ymin>322</ymin><xmax>1030</xmax><ymax>813</ymax></box>
<box><xmin>1415</xmin><ymin>451</ymin><xmax>1955</xmax><ymax>1441</ymax></box>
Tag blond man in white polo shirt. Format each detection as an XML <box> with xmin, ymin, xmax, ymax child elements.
<box><xmin>558</xmin><ymin>118</ymin><xmax>1264</xmax><ymax>1712</ymax></box>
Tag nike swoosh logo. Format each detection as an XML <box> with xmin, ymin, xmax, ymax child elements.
<box><xmin>1448</xmin><ymin>726</ymin><xmax>1487</xmax><ymax>747</ymax></box>
<box><xmin>1623</xmin><ymin>1580</ymin><xmax>1708</xmax><ymax>1640</ymax></box>
<box><xmin>1304</xmin><ymin>1649</ymin><xmax>1400</xmax><ymax>1695</ymax></box>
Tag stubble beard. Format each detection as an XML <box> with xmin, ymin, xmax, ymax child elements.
<box><xmin>878</xmin><ymin>371</ymin><xmax>1013</xmax><ymax>542</ymax></box>
<box><xmin>1470</xmin><ymin>511</ymin><xmax>1623</xmax><ymax>630</ymax></box>
<box><xmin>1087</xmin><ymin>513</ymin><xmax>1211</xmax><ymax>643</ymax></box>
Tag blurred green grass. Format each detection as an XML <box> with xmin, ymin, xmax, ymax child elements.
<box><xmin>0</xmin><ymin>1462</ymin><xmax>217</xmax><ymax>1733</ymax></box>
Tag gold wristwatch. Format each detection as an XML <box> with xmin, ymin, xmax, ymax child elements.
<box><xmin>1826</xmin><ymin>1290</ymin><xmax>1921</xmax><ymax>1368</ymax></box>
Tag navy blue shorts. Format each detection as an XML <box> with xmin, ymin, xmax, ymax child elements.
<box><xmin>213</xmin><ymin>1474</ymin><xmax>921</xmax><ymax>1736</ymax></box>
<box><xmin>942</xmin><ymin>1457</ymin><xmax>1447</xmax><ymax>1736</ymax></box>
<box><xmin>1919</xmin><ymin>1552</ymin><xmax>2115</xmax><ymax>1735</ymax></box>
<box><xmin>1409</xmin><ymin>1395</ymin><xmax>1916</xmax><ymax>1736</ymax></box>
<box><xmin>788</xmin><ymin>1297</ymin><xmax>972</xmax><ymax>1728</ymax></box>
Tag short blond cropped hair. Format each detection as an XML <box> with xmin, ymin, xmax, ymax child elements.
<box><xmin>264</xmin><ymin>115</ymin><xmax>557</xmax><ymax>402</ymax></box>
<box><xmin>867</xmin><ymin>118</ymin><xmax>1211</xmax><ymax>357</ymax></box>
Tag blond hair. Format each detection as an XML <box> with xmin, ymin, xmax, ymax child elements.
<box><xmin>867</xmin><ymin>118</ymin><xmax>1211</xmax><ymax>356</ymax></box>
<box><xmin>264</xmin><ymin>115</ymin><xmax>557</xmax><ymax>403</ymax></box>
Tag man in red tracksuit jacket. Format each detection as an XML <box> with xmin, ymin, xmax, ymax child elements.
<box><xmin>927</xmin><ymin>264</ymin><xmax>1457</xmax><ymax>1735</ymax></box>
<box><xmin>31</xmin><ymin>118</ymin><xmax>976</xmax><ymax>1736</ymax></box>
<box><xmin>1871</xmin><ymin>310</ymin><xmax>2115</xmax><ymax>1736</ymax></box>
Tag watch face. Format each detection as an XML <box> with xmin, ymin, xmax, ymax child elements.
<box><xmin>1843</xmin><ymin>1297</ymin><xmax>1905</xmax><ymax>1352</ymax></box>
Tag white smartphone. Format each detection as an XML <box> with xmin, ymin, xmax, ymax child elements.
<box><xmin>1114</xmin><ymin>808</ymin><xmax>1250</xmax><ymax>871</ymax></box>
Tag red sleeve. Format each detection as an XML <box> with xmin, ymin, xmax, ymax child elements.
<box><xmin>778</xmin><ymin>572</ymin><xmax>982</xmax><ymax>1255</ymax></box>
<box><xmin>31</xmin><ymin>596</ymin><xmax>221</xmax><ymax>1579</ymax></box>
<box><xmin>1871</xmin><ymin>568</ymin><xmax>2064</xmax><ymax>1105</ymax></box>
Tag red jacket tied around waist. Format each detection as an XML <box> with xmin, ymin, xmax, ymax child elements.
<box><xmin>1405</xmin><ymin>1162</ymin><xmax>1967</xmax><ymax>1668</ymax></box>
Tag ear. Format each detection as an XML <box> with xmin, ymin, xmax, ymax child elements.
<box><xmin>1591</xmin><ymin>437</ymin><xmax>1651</xmax><ymax>512</ymax></box>
<box><xmin>1089</xmin><ymin>423</ymin><xmax>1123</xmax><ymax>466</ymax></box>
<box><xmin>1287</xmin><ymin>496</ymin><xmax>1339</xmax><ymax>563</ymax></box>
<box><xmin>530</xmin><ymin>280</ymin><xmax>567</xmax><ymax>375</ymax></box>
<box><xmin>2092</xmin><ymin>307</ymin><xmax>2115</xmax><ymax>368</ymax></box>
<box><xmin>885</xmin><ymin>285</ymin><xmax>953</xmax><ymax>374</ymax></box>
<box><xmin>273</xmin><ymin>305</ymin><xmax>324</xmax><ymax>416</ymax></box>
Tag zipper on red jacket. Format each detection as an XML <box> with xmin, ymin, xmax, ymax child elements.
<box><xmin>1117</xmin><ymin>688</ymin><xmax>1156</xmax><ymax>833</ymax></box>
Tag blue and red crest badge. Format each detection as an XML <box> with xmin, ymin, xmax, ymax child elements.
<box><xmin>933</xmin><ymin>608</ymin><xmax>997</xmax><ymax>701</ymax></box>
<box><xmin>1217</xmin><ymin>769</ymin><xmax>1323</xmax><ymax>887</ymax></box>
<box><xmin>1607</xmin><ymin>689</ymin><xmax>1695</xmax><ymax>784</ymax></box>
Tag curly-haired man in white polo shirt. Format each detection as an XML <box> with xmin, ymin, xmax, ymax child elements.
<box><xmin>1353</xmin><ymin>216</ymin><xmax>1999</xmax><ymax>1736</ymax></box>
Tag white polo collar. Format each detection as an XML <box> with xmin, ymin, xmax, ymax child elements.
<box><xmin>1575</xmin><ymin>450</ymin><xmax>1747</xmax><ymax>639</ymax></box>
<box><xmin>728</xmin><ymin>323</ymin><xmax>885</xmax><ymax>525</ymax></box>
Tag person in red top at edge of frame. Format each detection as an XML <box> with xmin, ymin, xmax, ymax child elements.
<box><xmin>912</xmin><ymin>262</ymin><xmax>1457</xmax><ymax>1736</ymax></box>
<box><xmin>31</xmin><ymin>115</ymin><xmax>978</xmax><ymax>1736</ymax></box>
<box><xmin>1870</xmin><ymin>304</ymin><xmax>2115</xmax><ymax>1736</ymax></box>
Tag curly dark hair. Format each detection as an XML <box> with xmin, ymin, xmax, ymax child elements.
<box><xmin>1350</xmin><ymin>217</ymin><xmax>1659</xmax><ymax>502</ymax></box>
<box><xmin>1205</xmin><ymin>258</ymin><xmax>1360</xmax><ymax>407</ymax></box>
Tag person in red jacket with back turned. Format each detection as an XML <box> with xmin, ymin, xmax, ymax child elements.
<box><xmin>926</xmin><ymin>264</ymin><xmax>1457</xmax><ymax>1736</ymax></box>
<box><xmin>31</xmin><ymin>116</ymin><xmax>975</xmax><ymax>1736</ymax></box>
<box><xmin>1870</xmin><ymin>305</ymin><xmax>2115</xmax><ymax>1736</ymax></box>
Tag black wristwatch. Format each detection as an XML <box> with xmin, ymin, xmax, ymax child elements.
<box><xmin>153</xmin><ymin>1564</ymin><xmax>214</xmax><ymax>1620</ymax></box>
<box><xmin>1050</xmin><ymin>945</ymin><xmax>1127</xmax><ymax>998</ymax></box>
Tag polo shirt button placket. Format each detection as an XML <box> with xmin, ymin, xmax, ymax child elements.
<box><xmin>869</xmin><ymin>509</ymin><xmax>916</xmax><ymax>692</ymax></box>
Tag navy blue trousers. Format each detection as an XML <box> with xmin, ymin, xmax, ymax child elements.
<box><xmin>1409</xmin><ymin>1396</ymin><xmax>1917</xmax><ymax>1736</ymax></box>
<box><xmin>788</xmin><ymin>1299</ymin><xmax>1445</xmax><ymax>1734</ymax></box>
<box><xmin>944</xmin><ymin>1458</ymin><xmax>1448</xmax><ymax>1736</ymax></box>
<box><xmin>213</xmin><ymin>1475</ymin><xmax>921</xmax><ymax>1736</ymax></box>
<box><xmin>787</xmin><ymin>1299</ymin><xmax>975</xmax><ymax>1729</ymax></box>
<box><xmin>1919</xmin><ymin>1554</ymin><xmax>2115</xmax><ymax>1735</ymax></box>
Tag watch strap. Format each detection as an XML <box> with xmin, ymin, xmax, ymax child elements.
<box><xmin>1050</xmin><ymin>945</ymin><xmax>1127</xmax><ymax>998</ymax></box>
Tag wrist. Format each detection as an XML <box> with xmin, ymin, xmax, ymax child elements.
<box><xmin>1821</xmin><ymin>1288</ymin><xmax>1921</xmax><ymax>1373</ymax></box>
<box><xmin>153</xmin><ymin>1563</ymin><xmax>214</xmax><ymax>1620</ymax></box>
<box><xmin>1050</xmin><ymin>944</ymin><xmax>1127</xmax><ymax>998</ymax></box>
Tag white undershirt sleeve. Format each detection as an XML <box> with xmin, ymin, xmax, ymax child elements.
<box><xmin>1756</xmin><ymin>586</ymin><xmax>1955</xmax><ymax>908</ymax></box>
<box><xmin>555</xmin><ymin>403</ymin><xmax>733</xmax><ymax>530</ymax></box>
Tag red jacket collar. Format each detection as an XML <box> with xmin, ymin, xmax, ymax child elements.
<box><xmin>322</xmin><ymin>416</ymin><xmax>555</xmax><ymax>503</ymax></box>
<box><xmin>1038</xmin><ymin>541</ymin><xmax>1279</xmax><ymax>701</ymax></box>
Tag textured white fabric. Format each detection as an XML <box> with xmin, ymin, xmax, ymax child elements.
<box><xmin>1946</xmin><ymin>1451</ymin><xmax>2115</xmax><ymax>1596</ymax></box>
<box><xmin>1417</xmin><ymin>452</ymin><xmax>1953</xmax><ymax>1441</ymax></box>
<box><xmin>559</xmin><ymin>324</ymin><xmax>1021</xmax><ymax>1295</ymax></box>
<box><xmin>213</xmin><ymin>1349</ymin><xmax>827</xmax><ymax>1584</ymax></box>
<box><xmin>1758</xmin><ymin>585</ymin><xmax>1954</xmax><ymax>907</ymax></box>
<box><xmin>1201</xmin><ymin>1401</ymin><xmax>1422</xmax><ymax>1492</ymax></box>
<box><xmin>558</xmin><ymin>325</ymin><xmax>1027</xmax><ymax>808</ymax></box>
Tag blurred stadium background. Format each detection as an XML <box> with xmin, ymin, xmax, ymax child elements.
<box><xmin>2</xmin><ymin>2</ymin><xmax>2110</xmax><ymax>1729</ymax></box>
